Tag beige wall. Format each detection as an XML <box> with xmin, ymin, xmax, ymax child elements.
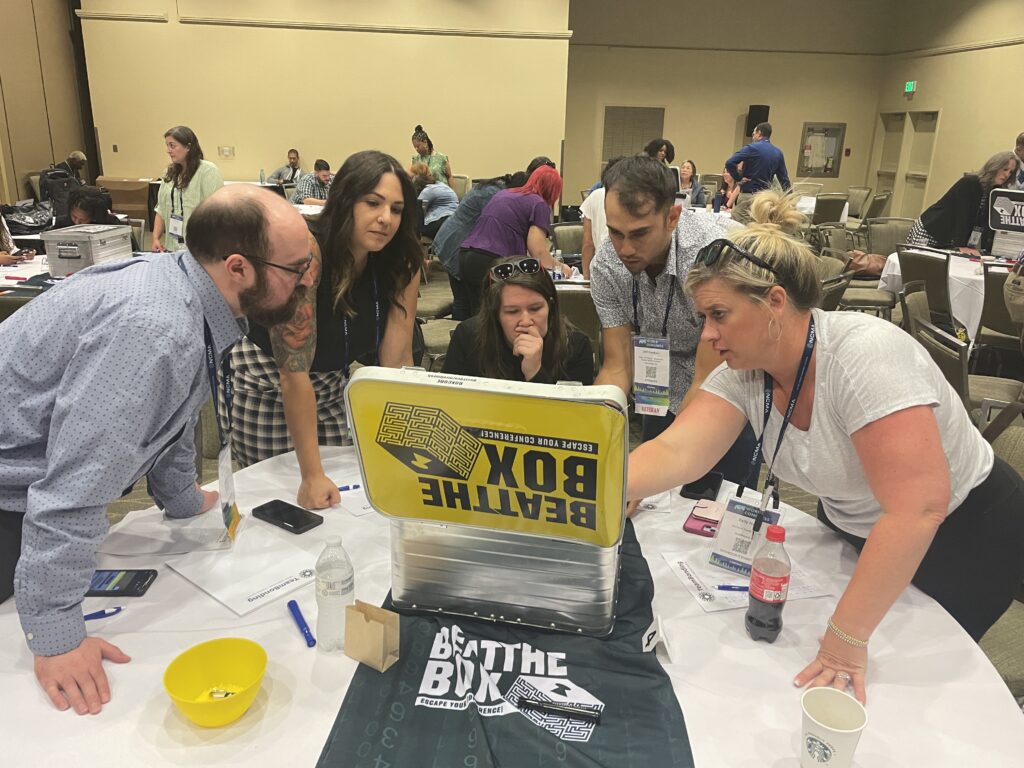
<box><xmin>563</xmin><ymin>45</ymin><xmax>883</xmax><ymax>199</ymax></box>
<box><xmin>79</xmin><ymin>0</ymin><xmax>570</xmax><ymax>184</ymax></box>
<box><xmin>0</xmin><ymin>0</ymin><xmax>85</xmax><ymax>204</ymax></box>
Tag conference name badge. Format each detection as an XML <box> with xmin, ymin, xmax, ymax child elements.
<box><xmin>218</xmin><ymin>443</ymin><xmax>241</xmax><ymax>541</ymax></box>
<box><xmin>168</xmin><ymin>213</ymin><xmax>185</xmax><ymax>239</ymax></box>
<box><xmin>708</xmin><ymin>498</ymin><xmax>780</xmax><ymax>577</ymax></box>
<box><xmin>633</xmin><ymin>334</ymin><xmax>671</xmax><ymax>417</ymax></box>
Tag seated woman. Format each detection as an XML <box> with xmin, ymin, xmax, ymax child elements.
<box><xmin>0</xmin><ymin>214</ymin><xmax>34</xmax><ymax>265</ymax></box>
<box><xmin>643</xmin><ymin>138</ymin><xmax>675</xmax><ymax>166</ymax></box>
<box><xmin>443</xmin><ymin>256</ymin><xmax>594</xmax><ymax>384</ymax></box>
<box><xmin>409</xmin><ymin>163</ymin><xmax>459</xmax><ymax>239</ymax></box>
<box><xmin>229</xmin><ymin>150</ymin><xmax>422</xmax><ymax>509</ymax></box>
<box><xmin>53</xmin><ymin>185</ymin><xmax>140</xmax><ymax>249</ymax></box>
<box><xmin>627</xmin><ymin>190</ymin><xmax>1024</xmax><ymax>704</ymax></box>
<box><xmin>720</xmin><ymin>165</ymin><xmax>742</xmax><ymax>211</ymax></box>
<box><xmin>679</xmin><ymin>159</ymin><xmax>706</xmax><ymax>207</ymax></box>
<box><xmin>907</xmin><ymin>150</ymin><xmax>1017</xmax><ymax>256</ymax></box>
<box><xmin>459</xmin><ymin>165</ymin><xmax>570</xmax><ymax>316</ymax></box>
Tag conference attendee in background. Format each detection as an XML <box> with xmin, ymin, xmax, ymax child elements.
<box><xmin>268</xmin><ymin>149</ymin><xmax>303</xmax><ymax>186</ymax></box>
<box><xmin>580</xmin><ymin>156</ymin><xmax>624</xmax><ymax>279</ymax></box>
<box><xmin>725</xmin><ymin>122</ymin><xmax>790</xmax><ymax>223</ymax></box>
<box><xmin>0</xmin><ymin>214</ymin><xmax>34</xmax><ymax>265</ymax></box>
<box><xmin>53</xmin><ymin>185</ymin><xmax>140</xmax><ymax>250</ymax></box>
<box><xmin>719</xmin><ymin>166</ymin><xmax>742</xmax><ymax>212</ymax></box>
<box><xmin>459</xmin><ymin>164</ymin><xmax>569</xmax><ymax>316</ymax></box>
<box><xmin>443</xmin><ymin>256</ymin><xmax>594</xmax><ymax>384</ymax></box>
<box><xmin>54</xmin><ymin>150</ymin><xmax>88</xmax><ymax>183</ymax></box>
<box><xmin>411</xmin><ymin>125</ymin><xmax>452</xmax><ymax>187</ymax></box>
<box><xmin>432</xmin><ymin>158</ymin><xmax>548</xmax><ymax>320</ymax></box>
<box><xmin>627</xmin><ymin>190</ymin><xmax>1024</xmax><ymax>705</ymax></box>
<box><xmin>152</xmin><ymin>125</ymin><xmax>224</xmax><ymax>251</ymax></box>
<box><xmin>906</xmin><ymin>150</ymin><xmax>1017</xmax><ymax>257</ymax></box>
<box><xmin>0</xmin><ymin>185</ymin><xmax>313</xmax><ymax>715</ymax></box>
<box><xmin>590</xmin><ymin>154</ymin><xmax>754</xmax><ymax>500</ymax></box>
<box><xmin>679</xmin><ymin>159</ymin><xmax>706</xmax><ymax>208</ymax></box>
<box><xmin>229</xmin><ymin>150</ymin><xmax>422</xmax><ymax>510</ymax></box>
<box><xmin>1010</xmin><ymin>132</ymin><xmax>1024</xmax><ymax>190</ymax></box>
<box><xmin>409</xmin><ymin>162</ymin><xmax>459</xmax><ymax>239</ymax></box>
<box><xmin>292</xmin><ymin>159</ymin><xmax>332</xmax><ymax>205</ymax></box>
<box><xmin>643</xmin><ymin>138</ymin><xmax>675</xmax><ymax>165</ymax></box>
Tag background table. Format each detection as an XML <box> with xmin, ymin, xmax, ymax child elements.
<box><xmin>2</xmin><ymin>447</ymin><xmax>1021</xmax><ymax>766</ymax></box>
<box><xmin>877</xmin><ymin>251</ymin><xmax>1006</xmax><ymax>339</ymax></box>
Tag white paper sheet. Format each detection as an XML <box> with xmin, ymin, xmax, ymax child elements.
<box><xmin>166</xmin><ymin>522</ymin><xmax>315</xmax><ymax>615</ymax></box>
<box><xmin>339</xmin><ymin>487</ymin><xmax>375</xmax><ymax>518</ymax></box>
<box><xmin>662</xmin><ymin>552</ymin><xmax>831</xmax><ymax>613</ymax></box>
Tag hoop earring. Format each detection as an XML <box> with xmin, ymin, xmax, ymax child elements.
<box><xmin>767</xmin><ymin>316</ymin><xmax>783</xmax><ymax>343</ymax></box>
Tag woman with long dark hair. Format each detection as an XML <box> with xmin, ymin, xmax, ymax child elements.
<box><xmin>906</xmin><ymin>150</ymin><xmax>1018</xmax><ymax>256</ymax></box>
<box><xmin>152</xmin><ymin>125</ymin><xmax>223</xmax><ymax>251</ymax></box>
<box><xmin>459</xmin><ymin>164</ymin><xmax>569</xmax><ymax>316</ymax></box>
<box><xmin>229</xmin><ymin>150</ymin><xmax>423</xmax><ymax>509</ymax></box>
<box><xmin>443</xmin><ymin>256</ymin><xmax>593</xmax><ymax>384</ymax></box>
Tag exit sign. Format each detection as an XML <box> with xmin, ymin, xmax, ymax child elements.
<box><xmin>904</xmin><ymin>80</ymin><xmax>917</xmax><ymax>93</ymax></box>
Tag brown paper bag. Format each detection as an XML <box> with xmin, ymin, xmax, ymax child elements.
<box><xmin>344</xmin><ymin>600</ymin><xmax>400</xmax><ymax>672</ymax></box>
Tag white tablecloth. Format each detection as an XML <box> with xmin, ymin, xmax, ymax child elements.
<box><xmin>877</xmin><ymin>251</ymin><xmax>1005</xmax><ymax>339</ymax></box>
<box><xmin>2</xmin><ymin>447</ymin><xmax>1021</xmax><ymax>766</ymax></box>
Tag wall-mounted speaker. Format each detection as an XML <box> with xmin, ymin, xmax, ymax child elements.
<box><xmin>744</xmin><ymin>105</ymin><xmax>770</xmax><ymax>137</ymax></box>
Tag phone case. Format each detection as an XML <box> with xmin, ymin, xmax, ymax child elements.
<box><xmin>683</xmin><ymin>500</ymin><xmax>726</xmax><ymax>537</ymax></box>
<box><xmin>252</xmin><ymin>502</ymin><xmax>324</xmax><ymax>534</ymax></box>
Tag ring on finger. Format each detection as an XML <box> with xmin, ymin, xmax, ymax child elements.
<box><xmin>835</xmin><ymin>671</ymin><xmax>851</xmax><ymax>682</ymax></box>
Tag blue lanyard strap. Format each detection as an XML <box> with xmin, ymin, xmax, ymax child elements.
<box><xmin>341</xmin><ymin>269</ymin><xmax>381</xmax><ymax>378</ymax></box>
<box><xmin>632</xmin><ymin>274</ymin><xmax>676</xmax><ymax>337</ymax></box>
<box><xmin>736</xmin><ymin>315</ymin><xmax>817</xmax><ymax>498</ymax></box>
<box><xmin>203</xmin><ymin>323</ymin><xmax>234</xmax><ymax>449</ymax></box>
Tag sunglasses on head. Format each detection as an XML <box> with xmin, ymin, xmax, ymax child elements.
<box><xmin>490</xmin><ymin>257</ymin><xmax>541</xmax><ymax>281</ymax></box>
<box><xmin>695</xmin><ymin>239</ymin><xmax>784</xmax><ymax>282</ymax></box>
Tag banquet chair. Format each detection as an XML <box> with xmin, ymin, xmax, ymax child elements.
<box><xmin>897</xmin><ymin>245</ymin><xmax>954</xmax><ymax>328</ymax></box>
<box><xmin>552</xmin><ymin>223</ymin><xmax>584</xmax><ymax>256</ymax></box>
<box><xmin>912</xmin><ymin>319</ymin><xmax>1023</xmax><ymax>413</ymax></box>
<box><xmin>976</xmin><ymin>263</ymin><xmax>1022</xmax><ymax>353</ymax></box>
<box><xmin>555</xmin><ymin>286</ymin><xmax>602</xmax><ymax>374</ymax></box>
<box><xmin>811</xmin><ymin>193</ymin><xmax>848</xmax><ymax>226</ymax></box>
<box><xmin>820</xmin><ymin>272</ymin><xmax>854</xmax><ymax>311</ymax></box>
<box><xmin>791</xmin><ymin>182</ymin><xmax>823</xmax><ymax>198</ymax></box>
<box><xmin>449</xmin><ymin>175</ymin><xmax>471</xmax><ymax>201</ymax></box>
<box><xmin>898</xmin><ymin>281</ymin><xmax>930</xmax><ymax>334</ymax></box>
<box><xmin>846</xmin><ymin>186</ymin><xmax>872</xmax><ymax>219</ymax></box>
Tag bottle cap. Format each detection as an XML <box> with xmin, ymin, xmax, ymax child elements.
<box><xmin>765</xmin><ymin>524</ymin><xmax>785</xmax><ymax>542</ymax></box>
<box><xmin>326</xmin><ymin>536</ymin><xmax>343</xmax><ymax>548</ymax></box>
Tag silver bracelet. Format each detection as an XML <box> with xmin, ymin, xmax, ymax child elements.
<box><xmin>827</xmin><ymin>616</ymin><xmax>868</xmax><ymax>648</ymax></box>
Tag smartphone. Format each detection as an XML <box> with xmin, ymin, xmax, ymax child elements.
<box><xmin>679</xmin><ymin>471</ymin><xmax>724</xmax><ymax>502</ymax></box>
<box><xmin>86</xmin><ymin>569</ymin><xmax>157</xmax><ymax>597</ymax></box>
<box><xmin>252</xmin><ymin>499</ymin><xmax>324</xmax><ymax>534</ymax></box>
<box><xmin>683</xmin><ymin>499</ymin><xmax>726</xmax><ymax>537</ymax></box>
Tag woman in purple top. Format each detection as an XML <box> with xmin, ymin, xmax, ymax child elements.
<box><xmin>459</xmin><ymin>164</ymin><xmax>569</xmax><ymax>315</ymax></box>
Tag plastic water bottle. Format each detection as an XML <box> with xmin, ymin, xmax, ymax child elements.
<box><xmin>744</xmin><ymin>524</ymin><xmax>791</xmax><ymax>643</ymax></box>
<box><xmin>315</xmin><ymin>537</ymin><xmax>355</xmax><ymax>651</ymax></box>
<box><xmin>259</xmin><ymin>168</ymin><xmax>266</xmax><ymax>184</ymax></box>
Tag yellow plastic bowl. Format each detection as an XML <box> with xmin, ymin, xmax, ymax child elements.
<box><xmin>163</xmin><ymin>638</ymin><xmax>267</xmax><ymax>727</ymax></box>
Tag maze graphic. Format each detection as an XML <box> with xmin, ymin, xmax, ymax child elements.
<box><xmin>505</xmin><ymin>676</ymin><xmax>603</xmax><ymax>743</ymax></box>
<box><xmin>376</xmin><ymin>402</ymin><xmax>481</xmax><ymax>480</ymax></box>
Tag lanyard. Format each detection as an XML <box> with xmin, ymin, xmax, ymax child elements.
<box><xmin>737</xmin><ymin>315</ymin><xmax>816</xmax><ymax>501</ymax></box>
<box><xmin>203</xmin><ymin>323</ymin><xmax>235</xmax><ymax>448</ymax></box>
<box><xmin>341</xmin><ymin>269</ymin><xmax>381</xmax><ymax>378</ymax></box>
<box><xmin>632</xmin><ymin>274</ymin><xmax>676</xmax><ymax>337</ymax></box>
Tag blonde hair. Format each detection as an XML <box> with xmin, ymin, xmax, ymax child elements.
<box><xmin>684</xmin><ymin>190</ymin><xmax>821</xmax><ymax>311</ymax></box>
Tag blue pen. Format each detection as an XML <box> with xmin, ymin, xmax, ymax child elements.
<box><xmin>83</xmin><ymin>606</ymin><xmax>124</xmax><ymax>621</ymax></box>
<box><xmin>716</xmin><ymin>585</ymin><xmax>749</xmax><ymax>592</ymax></box>
<box><xmin>338</xmin><ymin>483</ymin><xmax>362</xmax><ymax>492</ymax></box>
<box><xmin>287</xmin><ymin>599</ymin><xmax>316</xmax><ymax>647</ymax></box>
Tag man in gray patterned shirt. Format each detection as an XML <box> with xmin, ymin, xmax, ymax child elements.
<box><xmin>0</xmin><ymin>184</ymin><xmax>315</xmax><ymax>715</ymax></box>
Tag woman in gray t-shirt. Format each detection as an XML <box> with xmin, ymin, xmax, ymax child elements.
<box><xmin>627</xmin><ymin>190</ymin><xmax>1024</xmax><ymax>705</ymax></box>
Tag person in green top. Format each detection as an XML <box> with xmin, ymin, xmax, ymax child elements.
<box><xmin>152</xmin><ymin>125</ymin><xmax>224</xmax><ymax>251</ymax></box>
<box><xmin>411</xmin><ymin>124</ymin><xmax>452</xmax><ymax>187</ymax></box>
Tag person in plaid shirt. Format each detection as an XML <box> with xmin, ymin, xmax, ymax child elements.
<box><xmin>292</xmin><ymin>159</ymin><xmax>332</xmax><ymax>205</ymax></box>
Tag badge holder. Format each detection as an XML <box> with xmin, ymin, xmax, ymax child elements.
<box><xmin>707</xmin><ymin>483</ymin><xmax>781</xmax><ymax>577</ymax></box>
<box><xmin>633</xmin><ymin>334</ymin><xmax>671</xmax><ymax>417</ymax></box>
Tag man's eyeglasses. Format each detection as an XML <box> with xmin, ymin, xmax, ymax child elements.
<box><xmin>695</xmin><ymin>239</ymin><xmax>784</xmax><ymax>282</ymax></box>
<box><xmin>243</xmin><ymin>252</ymin><xmax>314</xmax><ymax>281</ymax></box>
<box><xmin>490</xmin><ymin>257</ymin><xmax>540</xmax><ymax>281</ymax></box>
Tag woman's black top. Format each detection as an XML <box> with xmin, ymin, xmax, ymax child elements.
<box><xmin>919</xmin><ymin>175</ymin><xmax>992</xmax><ymax>250</ymax></box>
<box><xmin>442</xmin><ymin>315</ymin><xmax>595</xmax><ymax>385</ymax></box>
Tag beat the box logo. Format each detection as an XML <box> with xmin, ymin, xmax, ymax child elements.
<box><xmin>376</xmin><ymin>403</ymin><xmax>481</xmax><ymax>480</ymax></box>
<box><xmin>418</xmin><ymin>624</ymin><xmax>605</xmax><ymax>742</ymax></box>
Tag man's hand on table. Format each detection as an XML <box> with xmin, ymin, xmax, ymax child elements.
<box><xmin>34</xmin><ymin>637</ymin><xmax>131</xmax><ymax>714</ymax></box>
<box><xmin>297</xmin><ymin>472</ymin><xmax>341</xmax><ymax>510</ymax></box>
<box><xmin>199</xmin><ymin>487</ymin><xmax>219</xmax><ymax>513</ymax></box>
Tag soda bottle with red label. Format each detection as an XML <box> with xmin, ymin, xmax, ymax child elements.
<box><xmin>745</xmin><ymin>524</ymin><xmax>791</xmax><ymax>643</ymax></box>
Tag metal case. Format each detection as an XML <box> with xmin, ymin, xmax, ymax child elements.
<box><xmin>40</xmin><ymin>224</ymin><xmax>132</xmax><ymax>277</ymax></box>
<box><xmin>345</xmin><ymin>367</ymin><xmax>628</xmax><ymax>636</ymax></box>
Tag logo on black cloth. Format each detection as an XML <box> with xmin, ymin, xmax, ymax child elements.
<box><xmin>417</xmin><ymin>624</ymin><xmax>605</xmax><ymax>742</ymax></box>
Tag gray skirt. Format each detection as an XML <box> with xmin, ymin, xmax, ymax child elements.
<box><xmin>222</xmin><ymin>336</ymin><xmax>350</xmax><ymax>468</ymax></box>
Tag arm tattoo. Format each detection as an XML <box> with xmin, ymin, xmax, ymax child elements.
<box><xmin>270</xmin><ymin>238</ymin><xmax>321</xmax><ymax>372</ymax></box>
